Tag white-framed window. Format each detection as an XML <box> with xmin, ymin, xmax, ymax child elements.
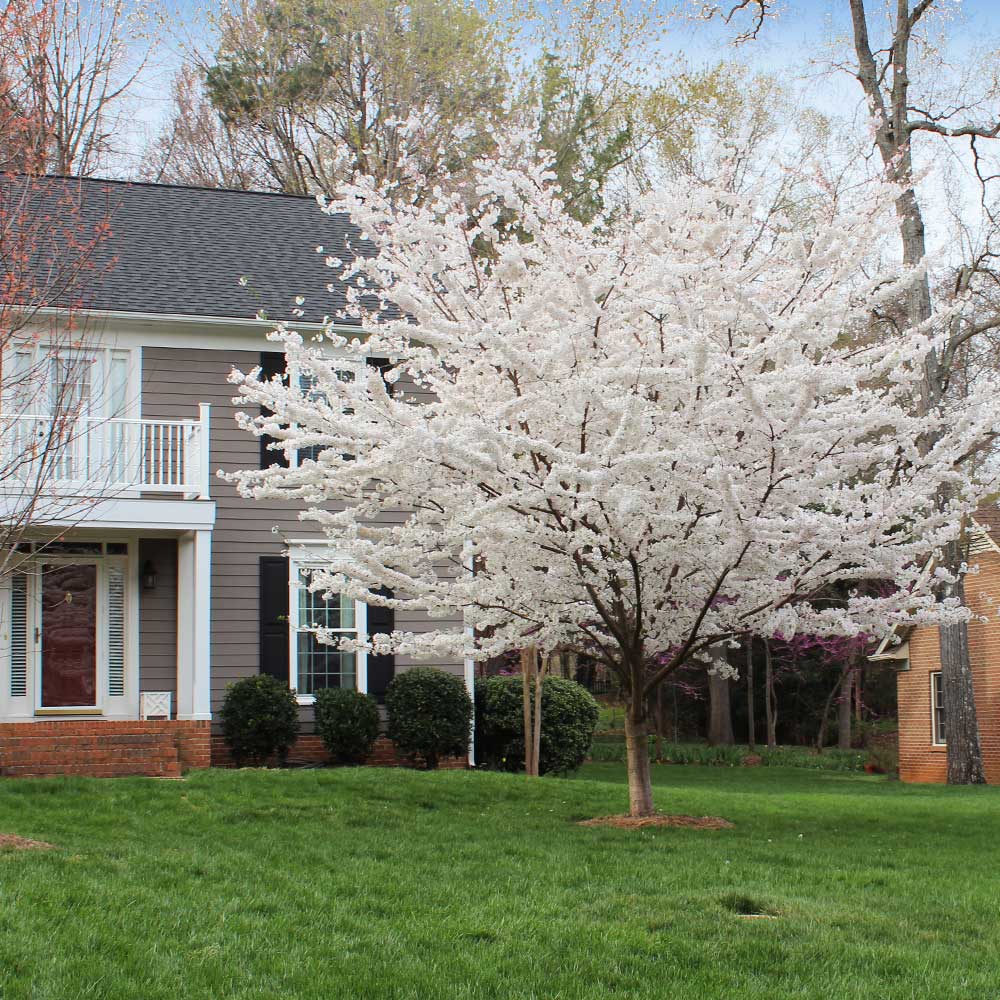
<box><xmin>931</xmin><ymin>671</ymin><xmax>946</xmax><ymax>746</ymax></box>
<box><xmin>288</xmin><ymin>559</ymin><xmax>367</xmax><ymax>702</ymax></box>
<box><xmin>6</xmin><ymin>344</ymin><xmax>134</xmax><ymax>421</ymax></box>
<box><xmin>291</xmin><ymin>358</ymin><xmax>362</xmax><ymax>467</ymax></box>
<box><xmin>4</xmin><ymin>344</ymin><xmax>137</xmax><ymax>485</ymax></box>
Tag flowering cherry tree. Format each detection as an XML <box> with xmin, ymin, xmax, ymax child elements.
<box><xmin>232</xmin><ymin>148</ymin><xmax>999</xmax><ymax>817</ymax></box>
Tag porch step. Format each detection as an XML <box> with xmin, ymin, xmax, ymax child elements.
<box><xmin>0</xmin><ymin>728</ymin><xmax>183</xmax><ymax>778</ymax></box>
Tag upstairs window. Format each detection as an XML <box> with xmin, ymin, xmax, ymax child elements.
<box><xmin>4</xmin><ymin>345</ymin><xmax>134</xmax><ymax>483</ymax></box>
<box><xmin>294</xmin><ymin>363</ymin><xmax>360</xmax><ymax>466</ymax></box>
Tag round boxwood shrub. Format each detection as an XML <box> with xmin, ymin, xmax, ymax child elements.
<box><xmin>385</xmin><ymin>668</ymin><xmax>472</xmax><ymax>769</ymax></box>
<box><xmin>314</xmin><ymin>688</ymin><xmax>380</xmax><ymax>765</ymax></box>
<box><xmin>219</xmin><ymin>675</ymin><xmax>300</xmax><ymax>767</ymax></box>
<box><xmin>475</xmin><ymin>675</ymin><xmax>599</xmax><ymax>775</ymax></box>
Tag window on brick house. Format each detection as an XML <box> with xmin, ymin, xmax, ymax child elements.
<box><xmin>931</xmin><ymin>671</ymin><xmax>946</xmax><ymax>745</ymax></box>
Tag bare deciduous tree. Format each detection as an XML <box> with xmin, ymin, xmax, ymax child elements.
<box><xmin>1</xmin><ymin>171</ymin><xmax>125</xmax><ymax>581</ymax></box>
<box><xmin>0</xmin><ymin>0</ymin><xmax>149</xmax><ymax>177</ymax></box>
<box><xmin>710</xmin><ymin>0</ymin><xmax>1000</xmax><ymax>785</ymax></box>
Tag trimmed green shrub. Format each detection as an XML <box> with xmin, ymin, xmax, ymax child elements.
<box><xmin>386</xmin><ymin>668</ymin><xmax>472</xmax><ymax>769</ymax></box>
<box><xmin>219</xmin><ymin>675</ymin><xmax>300</xmax><ymax>767</ymax></box>
<box><xmin>314</xmin><ymin>688</ymin><xmax>380</xmax><ymax>764</ymax></box>
<box><xmin>475</xmin><ymin>675</ymin><xmax>599</xmax><ymax>775</ymax></box>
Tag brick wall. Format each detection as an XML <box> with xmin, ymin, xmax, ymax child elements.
<box><xmin>900</xmin><ymin>550</ymin><xmax>1000</xmax><ymax>784</ymax></box>
<box><xmin>0</xmin><ymin>721</ymin><xmax>468</xmax><ymax>778</ymax></box>
<box><xmin>0</xmin><ymin>720</ymin><xmax>211</xmax><ymax>778</ymax></box>
<box><xmin>210</xmin><ymin>733</ymin><xmax>468</xmax><ymax>770</ymax></box>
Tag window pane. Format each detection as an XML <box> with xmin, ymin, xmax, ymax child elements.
<box><xmin>933</xmin><ymin>673</ymin><xmax>946</xmax><ymax>744</ymax></box>
<box><xmin>108</xmin><ymin>355</ymin><xmax>129</xmax><ymax>417</ymax></box>
<box><xmin>11</xmin><ymin>350</ymin><xmax>34</xmax><ymax>413</ymax></box>
<box><xmin>48</xmin><ymin>353</ymin><xmax>92</xmax><ymax>417</ymax></box>
<box><xmin>297</xmin><ymin>633</ymin><xmax>356</xmax><ymax>694</ymax></box>
<box><xmin>298</xmin><ymin>574</ymin><xmax>354</xmax><ymax>630</ymax></box>
<box><xmin>297</xmin><ymin>366</ymin><xmax>356</xmax><ymax>464</ymax></box>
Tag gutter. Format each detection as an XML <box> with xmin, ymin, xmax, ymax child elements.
<box><xmin>27</xmin><ymin>306</ymin><xmax>371</xmax><ymax>338</ymax></box>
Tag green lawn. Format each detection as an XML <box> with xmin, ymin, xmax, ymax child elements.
<box><xmin>1</xmin><ymin>765</ymin><xmax>998</xmax><ymax>999</ymax></box>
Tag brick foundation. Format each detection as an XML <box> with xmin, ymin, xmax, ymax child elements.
<box><xmin>210</xmin><ymin>733</ymin><xmax>468</xmax><ymax>770</ymax></box>
<box><xmin>0</xmin><ymin>720</ymin><xmax>211</xmax><ymax>778</ymax></box>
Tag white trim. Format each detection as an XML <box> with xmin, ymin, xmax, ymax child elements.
<box><xmin>930</xmin><ymin>670</ymin><xmax>946</xmax><ymax>746</ymax></box>
<box><xmin>0</xmin><ymin>496</ymin><xmax>217</xmax><ymax>532</ymax></box>
<box><xmin>176</xmin><ymin>530</ymin><xmax>213</xmax><ymax>721</ymax></box>
<box><xmin>288</xmin><ymin>552</ymin><xmax>367</xmax><ymax>701</ymax></box>
<box><xmin>869</xmin><ymin>557</ymin><xmax>935</xmax><ymax>662</ymax></box>
<box><xmin>125</xmin><ymin>541</ymin><xmax>141</xmax><ymax>714</ymax></box>
<box><xmin>0</xmin><ymin>544</ymin><xmax>139</xmax><ymax>720</ymax></box>
<box><xmin>969</xmin><ymin>516</ymin><xmax>1000</xmax><ymax>555</ymax></box>
<box><xmin>31</xmin><ymin>305</ymin><xmax>370</xmax><ymax>338</ymax></box>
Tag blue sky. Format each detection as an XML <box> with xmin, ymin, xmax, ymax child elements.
<box><xmin>128</xmin><ymin>0</ymin><xmax>1000</xmax><ymax>189</ymax></box>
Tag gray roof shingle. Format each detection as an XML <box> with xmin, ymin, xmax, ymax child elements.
<box><xmin>2</xmin><ymin>175</ymin><xmax>373</xmax><ymax>325</ymax></box>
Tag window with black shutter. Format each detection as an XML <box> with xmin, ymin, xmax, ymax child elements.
<box><xmin>259</xmin><ymin>352</ymin><xmax>289</xmax><ymax>469</ymax></box>
<box><xmin>366</xmin><ymin>356</ymin><xmax>395</xmax><ymax>395</ymax></box>
<box><xmin>259</xmin><ymin>555</ymin><xmax>290</xmax><ymax>684</ymax></box>
<box><xmin>366</xmin><ymin>589</ymin><xmax>395</xmax><ymax>702</ymax></box>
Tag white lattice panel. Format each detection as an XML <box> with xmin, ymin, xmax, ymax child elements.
<box><xmin>140</xmin><ymin>691</ymin><xmax>172</xmax><ymax>720</ymax></box>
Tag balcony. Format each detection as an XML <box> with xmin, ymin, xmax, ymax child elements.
<box><xmin>4</xmin><ymin>404</ymin><xmax>211</xmax><ymax>501</ymax></box>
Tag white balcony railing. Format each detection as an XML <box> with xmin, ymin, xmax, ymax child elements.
<box><xmin>4</xmin><ymin>404</ymin><xmax>211</xmax><ymax>500</ymax></box>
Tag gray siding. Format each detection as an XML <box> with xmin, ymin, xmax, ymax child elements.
<box><xmin>137</xmin><ymin>538</ymin><xmax>178</xmax><ymax>710</ymax></box>
<box><xmin>141</xmin><ymin>346</ymin><xmax>464</xmax><ymax>719</ymax></box>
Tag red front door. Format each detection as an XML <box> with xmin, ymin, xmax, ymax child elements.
<box><xmin>40</xmin><ymin>563</ymin><xmax>98</xmax><ymax>708</ymax></box>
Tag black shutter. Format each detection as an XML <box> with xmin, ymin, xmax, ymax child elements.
<box><xmin>366</xmin><ymin>356</ymin><xmax>395</xmax><ymax>395</ymax></box>
<box><xmin>260</xmin><ymin>352</ymin><xmax>290</xmax><ymax>468</ymax></box>
<box><xmin>259</xmin><ymin>555</ymin><xmax>290</xmax><ymax>684</ymax></box>
<box><xmin>366</xmin><ymin>588</ymin><xmax>395</xmax><ymax>702</ymax></box>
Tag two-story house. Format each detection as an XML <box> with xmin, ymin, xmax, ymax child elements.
<box><xmin>0</xmin><ymin>176</ymin><xmax>470</xmax><ymax>777</ymax></box>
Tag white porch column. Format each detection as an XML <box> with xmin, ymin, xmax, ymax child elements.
<box><xmin>464</xmin><ymin>654</ymin><xmax>476</xmax><ymax>767</ymax></box>
<box><xmin>176</xmin><ymin>529</ymin><xmax>212</xmax><ymax>720</ymax></box>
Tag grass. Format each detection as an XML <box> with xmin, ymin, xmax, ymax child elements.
<box><xmin>1</xmin><ymin>765</ymin><xmax>998</xmax><ymax>999</ymax></box>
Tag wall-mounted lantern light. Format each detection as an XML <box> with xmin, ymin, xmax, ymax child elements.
<box><xmin>142</xmin><ymin>560</ymin><xmax>158</xmax><ymax>591</ymax></box>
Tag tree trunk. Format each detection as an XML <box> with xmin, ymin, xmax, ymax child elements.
<box><xmin>940</xmin><ymin>570</ymin><xmax>986</xmax><ymax>784</ymax></box>
<box><xmin>815</xmin><ymin>667</ymin><xmax>844</xmax><ymax>752</ymax></box>
<box><xmin>707</xmin><ymin>662</ymin><xmax>735</xmax><ymax>746</ymax></box>
<box><xmin>624</xmin><ymin>711</ymin><xmax>654</xmax><ymax>817</ymax></box>
<box><xmin>746</xmin><ymin>636</ymin><xmax>756</xmax><ymax>749</ymax></box>
<box><xmin>847</xmin><ymin>3</ymin><xmax>985</xmax><ymax>785</ymax></box>
<box><xmin>764</xmin><ymin>638</ymin><xmax>777</xmax><ymax>748</ymax></box>
<box><xmin>838</xmin><ymin>668</ymin><xmax>854</xmax><ymax>750</ymax></box>
<box><xmin>532</xmin><ymin>654</ymin><xmax>547</xmax><ymax>776</ymax></box>
<box><xmin>520</xmin><ymin>645</ymin><xmax>539</xmax><ymax>777</ymax></box>
<box><xmin>654</xmin><ymin>683</ymin><xmax>664</xmax><ymax>762</ymax></box>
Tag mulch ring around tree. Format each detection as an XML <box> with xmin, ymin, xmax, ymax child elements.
<box><xmin>0</xmin><ymin>834</ymin><xmax>55</xmax><ymax>851</ymax></box>
<box><xmin>578</xmin><ymin>814</ymin><xmax>734</xmax><ymax>831</ymax></box>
